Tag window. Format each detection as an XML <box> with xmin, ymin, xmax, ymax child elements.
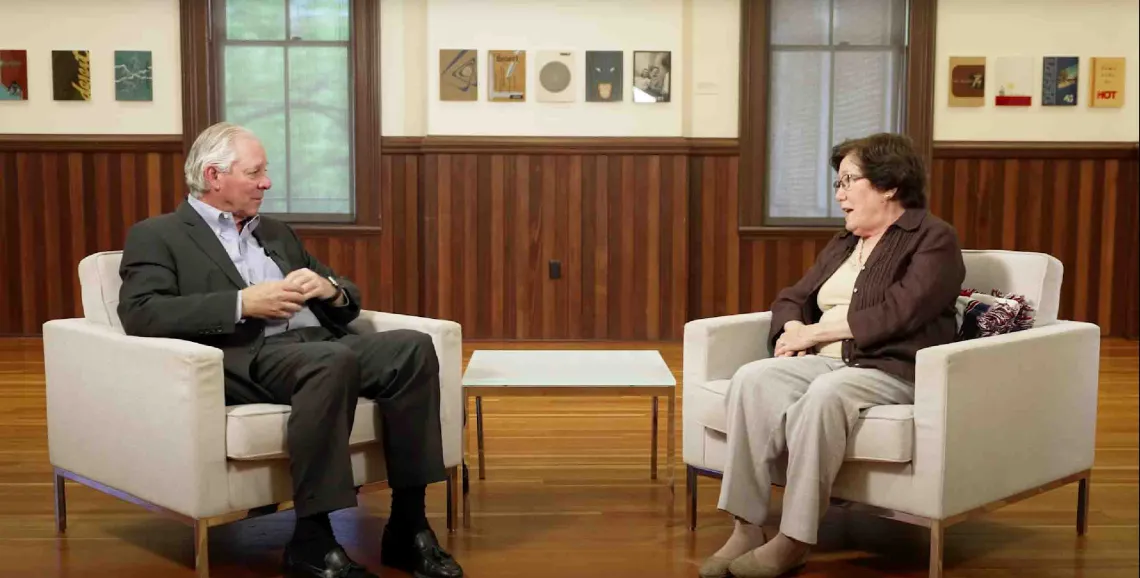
<box><xmin>212</xmin><ymin>0</ymin><xmax>355</xmax><ymax>220</ymax></box>
<box><xmin>765</xmin><ymin>0</ymin><xmax>908</xmax><ymax>225</ymax></box>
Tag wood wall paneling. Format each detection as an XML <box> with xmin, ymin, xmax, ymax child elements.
<box><xmin>417</xmin><ymin>143</ymin><xmax>694</xmax><ymax>341</ymax></box>
<box><xmin>0</xmin><ymin>136</ymin><xmax>1136</xmax><ymax>339</ymax></box>
<box><xmin>0</xmin><ymin>136</ymin><xmax>418</xmax><ymax>336</ymax></box>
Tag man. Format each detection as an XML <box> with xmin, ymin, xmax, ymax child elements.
<box><xmin>117</xmin><ymin>122</ymin><xmax>463</xmax><ymax>578</ymax></box>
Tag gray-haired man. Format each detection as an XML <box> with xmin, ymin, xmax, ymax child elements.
<box><xmin>117</xmin><ymin>122</ymin><xmax>463</xmax><ymax>578</ymax></box>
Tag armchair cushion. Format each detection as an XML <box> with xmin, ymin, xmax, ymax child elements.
<box><xmin>226</xmin><ymin>400</ymin><xmax>383</xmax><ymax>460</ymax></box>
<box><xmin>78</xmin><ymin>251</ymin><xmax>127</xmax><ymax>330</ymax></box>
<box><xmin>691</xmin><ymin>378</ymin><xmax>914</xmax><ymax>463</ymax></box>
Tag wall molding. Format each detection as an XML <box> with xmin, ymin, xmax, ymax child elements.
<box><xmin>0</xmin><ymin>134</ymin><xmax>182</xmax><ymax>153</ymax></box>
<box><xmin>380</xmin><ymin>136</ymin><xmax>739</xmax><ymax>156</ymax></box>
<box><xmin>933</xmin><ymin>141</ymin><xmax>1139</xmax><ymax>159</ymax></box>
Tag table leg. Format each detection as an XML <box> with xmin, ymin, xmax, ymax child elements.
<box><xmin>476</xmin><ymin>396</ymin><xmax>486</xmax><ymax>480</ymax></box>
<box><xmin>463</xmin><ymin>392</ymin><xmax>470</xmax><ymax>460</ymax></box>
<box><xmin>651</xmin><ymin>397</ymin><xmax>659</xmax><ymax>481</ymax></box>
<box><xmin>667</xmin><ymin>392</ymin><xmax>676</xmax><ymax>493</ymax></box>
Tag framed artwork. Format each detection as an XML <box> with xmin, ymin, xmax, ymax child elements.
<box><xmin>948</xmin><ymin>56</ymin><xmax>985</xmax><ymax>107</ymax></box>
<box><xmin>440</xmin><ymin>49</ymin><xmax>477</xmax><ymax>101</ymax></box>
<box><xmin>0</xmin><ymin>50</ymin><xmax>28</xmax><ymax>100</ymax></box>
<box><xmin>586</xmin><ymin>50</ymin><xmax>622</xmax><ymax>102</ymax></box>
<box><xmin>536</xmin><ymin>50</ymin><xmax>575</xmax><ymax>102</ymax></box>
<box><xmin>994</xmin><ymin>56</ymin><xmax>1033</xmax><ymax>106</ymax></box>
<box><xmin>489</xmin><ymin>50</ymin><xmax>525</xmax><ymax>102</ymax></box>
<box><xmin>1042</xmin><ymin>56</ymin><xmax>1079</xmax><ymax>106</ymax></box>
<box><xmin>1089</xmin><ymin>57</ymin><xmax>1125</xmax><ymax>108</ymax></box>
<box><xmin>53</xmin><ymin>49</ymin><xmax>91</xmax><ymax>101</ymax></box>
<box><xmin>632</xmin><ymin>50</ymin><xmax>670</xmax><ymax>103</ymax></box>
<box><xmin>115</xmin><ymin>50</ymin><xmax>153</xmax><ymax>101</ymax></box>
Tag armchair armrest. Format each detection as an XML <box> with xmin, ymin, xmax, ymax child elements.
<box><xmin>43</xmin><ymin>318</ymin><xmax>229</xmax><ymax>519</ymax></box>
<box><xmin>913</xmin><ymin>321</ymin><xmax>1101</xmax><ymax>520</ymax></box>
<box><xmin>348</xmin><ymin>310</ymin><xmax>463</xmax><ymax>469</ymax></box>
<box><xmin>683</xmin><ymin>312</ymin><xmax>773</xmax><ymax>386</ymax></box>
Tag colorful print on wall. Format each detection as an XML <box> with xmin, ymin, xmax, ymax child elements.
<box><xmin>53</xmin><ymin>49</ymin><xmax>91</xmax><ymax>101</ymax></box>
<box><xmin>1042</xmin><ymin>56</ymin><xmax>1079</xmax><ymax>106</ymax></box>
<box><xmin>994</xmin><ymin>56</ymin><xmax>1033</xmax><ymax>106</ymax></box>
<box><xmin>489</xmin><ymin>50</ymin><xmax>525</xmax><ymax>102</ymax></box>
<box><xmin>536</xmin><ymin>51</ymin><xmax>575</xmax><ymax>102</ymax></box>
<box><xmin>440</xmin><ymin>49</ymin><xmax>477</xmax><ymax>101</ymax></box>
<box><xmin>586</xmin><ymin>50</ymin><xmax>622</xmax><ymax>102</ymax></box>
<box><xmin>1089</xmin><ymin>57</ymin><xmax>1125</xmax><ymax>108</ymax></box>
<box><xmin>948</xmin><ymin>56</ymin><xmax>985</xmax><ymax>107</ymax></box>
<box><xmin>632</xmin><ymin>50</ymin><xmax>670</xmax><ymax>103</ymax></box>
<box><xmin>0</xmin><ymin>50</ymin><xmax>28</xmax><ymax>100</ymax></box>
<box><xmin>114</xmin><ymin>50</ymin><xmax>153</xmax><ymax>101</ymax></box>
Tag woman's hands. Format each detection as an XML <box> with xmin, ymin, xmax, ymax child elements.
<box><xmin>775</xmin><ymin>321</ymin><xmax>816</xmax><ymax>357</ymax></box>
<box><xmin>775</xmin><ymin>319</ymin><xmax>855</xmax><ymax>357</ymax></box>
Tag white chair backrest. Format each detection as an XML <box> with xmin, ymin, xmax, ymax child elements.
<box><xmin>961</xmin><ymin>249</ymin><xmax>1063</xmax><ymax>325</ymax></box>
<box><xmin>78</xmin><ymin>251</ymin><xmax>125</xmax><ymax>331</ymax></box>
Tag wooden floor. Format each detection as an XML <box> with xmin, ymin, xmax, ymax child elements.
<box><xmin>0</xmin><ymin>337</ymin><xmax>1136</xmax><ymax>577</ymax></box>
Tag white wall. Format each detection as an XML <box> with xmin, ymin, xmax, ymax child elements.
<box><xmin>382</xmin><ymin>0</ymin><xmax>739</xmax><ymax>137</ymax></box>
<box><xmin>934</xmin><ymin>0</ymin><xmax>1139</xmax><ymax>141</ymax></box>
<box><xmin>0</xmin><ymin>0</ymin><xmax>182</xmax><ymax>135</ymax></box>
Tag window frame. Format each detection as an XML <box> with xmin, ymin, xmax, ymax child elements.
<box><xmin>738</xmin><ymin>0</ymin><xmax>936</xmax><ymax>234</ymax></box>
<box><xmin>180</xmin><ymin>0</ymin><xmax>382</xmax><ymax>230</ymax></box>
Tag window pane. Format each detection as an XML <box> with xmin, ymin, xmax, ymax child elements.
<box><xmin>767</xmin><ymin>51</ymin><xmax>832</xmax><ymax>219</ymax></box>
<box><xmin>830</xmin><ymin>51</ymin><xmax>900</xmax><ymax>217</ymax></box>
<box><xmin>223</xmin><ymin>46</ymin><xmax>289</xmax><ymax>213</ymax></box>
<box><xmin>833</xmin><ymin>0</ymin><xmax>907</xmax><ymax>46</ymax></box>
<box><xmin>288</xmin><ymin>47</ymin><xmax>352</xmax><ymax>214</ymax></box>
<box><xmin>226</xmin><ymin>0</ymin><xmax>286</xmax><ymax>41</ymax></box>
<box><xmin>771</xmin><ymin>0</ymin><xmax>829</xmax><ymax>46</ymax></box>
<box><xmin>832</xmin><ymin>51</ymin><xmax>898</xmax><ymax>145</ymax></box>
<box><xmin>290</xmin><ymin>0</ymin><xmax>350</xmax><ymax>42</ymax></box>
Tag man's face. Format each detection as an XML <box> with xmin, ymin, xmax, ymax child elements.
<box><xmin>204</xmin><ymin>136</ymin><xmax>271</xmax><ymax>220</ymax></box>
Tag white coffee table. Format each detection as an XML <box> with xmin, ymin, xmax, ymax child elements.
<box><xmin>462</xmin><ymin>350</ymin><xmax>678</xmax><ymax>489</ymax></box>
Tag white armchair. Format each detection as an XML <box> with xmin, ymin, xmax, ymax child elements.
<box><xmin>682</xmin><ymin>249</ymin><xmax>1100</xmax><ymax>578</ymax></box>
<box><xmin>44</xmin><ymin>251</ymin><xmax>466</xmax><ymax>578</ymax></box>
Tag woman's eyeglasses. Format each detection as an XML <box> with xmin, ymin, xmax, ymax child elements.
<box><xmin>832</xmin><ymin>174</ymin><xmax>867</xmax><ymax>190</ymax></box>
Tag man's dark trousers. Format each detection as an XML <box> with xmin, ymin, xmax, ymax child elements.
<box><xmin>238</xmin><ymin>325</ymin><xmax>447</xmax><ymax>518</ymax></box>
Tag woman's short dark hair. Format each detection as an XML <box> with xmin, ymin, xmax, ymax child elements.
<box><xmin>830</xmin><ymin>133</ymin><xmax>927</xmax><ymax>209</ymax></box>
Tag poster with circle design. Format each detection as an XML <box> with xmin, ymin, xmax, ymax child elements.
<box><xmin>536</xmin><ymin>51</ymin><xmax>575</xmax><ymax>102</ymax></box>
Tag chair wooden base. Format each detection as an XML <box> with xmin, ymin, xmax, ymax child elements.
<box><xmin>53</xmin><ymin>465</ymin><xmax>465</xmax><ymax>578</ymax></box>
<box><xmin>684</xmin><ymin>465</ymin><xmax>1092</xmax><ymax>578</ymax></box>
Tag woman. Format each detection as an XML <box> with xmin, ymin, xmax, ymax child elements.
<box><xmin>699</xmin><ymin>133</ymin><xmax>965</xmax><ymax>578</ymax></box>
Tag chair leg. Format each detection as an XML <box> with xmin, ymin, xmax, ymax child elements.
<box><xmin>1077</xmin><ymin>474</ymin><xmax>1091</xmax><ymax>536</ymax></box>
<box><xmin>928</xmin><ymin>520</ymin><xmax>944</xmax><ymax>578</ymax></box>
<box><xmin>195</xmin><ymin>520</ymin><xmax>210</xmax><ymax>578</ymax></box>
<box><xmin>686</xmin><ymin>466</ymin><xmax>698</xmax><ymax>531</ymax></box>
<box><xmin>53</xmin><ymin>472</ymin><xmax>67</xmax><ymax>534</ymax></box>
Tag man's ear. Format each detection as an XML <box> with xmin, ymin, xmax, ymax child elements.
<box><xmin>204</xmin><ymin>165</ymin><xmax>220</xmax><ymax>190</ymax></box>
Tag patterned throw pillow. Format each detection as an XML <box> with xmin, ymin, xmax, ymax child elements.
<box><xmin>955</xmin><ymin>289</ymin><xmax>1036</xmax><ymax>340</ymax></box>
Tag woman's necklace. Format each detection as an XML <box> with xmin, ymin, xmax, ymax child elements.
<box><xmin>856</xmin><ymin>236</ymin><xmax>874</xmax><ymax>269</ymax></box>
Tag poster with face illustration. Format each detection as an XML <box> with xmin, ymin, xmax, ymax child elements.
<box><xmin>586</xmin><ymin>51</ymin><xmax>622</xmax><ymax>102</ymax></box>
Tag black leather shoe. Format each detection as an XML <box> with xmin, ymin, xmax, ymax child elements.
<box><xmin>381</xmin><ymin>527</ymin><xmax>464</xmax><ymax>578</ymax></box>
<box><xmin>283</xmin><ymin>545</ymin><xmax>378</xmax><ymax>578</ymax></box>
